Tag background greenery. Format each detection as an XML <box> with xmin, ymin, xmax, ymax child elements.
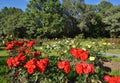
<box><xmin>0</xmin><ymin>0</ymin><xmax>120</xmax><ymax>39</ymax></box>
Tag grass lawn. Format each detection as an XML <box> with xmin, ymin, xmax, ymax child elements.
<box><xmin>110</xmin><ymin>70</ymin><xmax>120</xmax><ymax>76</ymax></box>
<box><xmin>111</xmin><ymin>57</ymin><xmax>120</xmax><ymax>62</ymax></box>
<box><xmin>107</xmin><ymin>49</ymin><xmax>120</xmax><ymax>54</ymax></box>
<box><xmin>0</xmin><ymin>47</ymin><xmax>10</xmax><ymax>83</ymax></box>
<box><xmin>0</xmin><ymin>56</ymin><xmax>11</xmax><ymax>83</ymax></box>
<box><xmin>0</xmin><ymin>47</ymin><xmax>8</xmax><ymax>56</ymax></box>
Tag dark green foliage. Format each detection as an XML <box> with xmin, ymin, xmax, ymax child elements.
<box><xmin>0</xmin><ymin>7</ymin><xmax>27</xmax><ymax>38</ymax></box>
<box><xmin>26</xmin><ymin>0</ymin><xmax>65</xmax><ymax>38</ymax></box>
<box><xmin>0</xmin><ymin>0</ymin><xmax>120</xmax><ymax>38</ymax></box>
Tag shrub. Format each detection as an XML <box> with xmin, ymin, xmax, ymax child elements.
<box><xmin>5</xmin><ymin>39</ymin><xmax>118</xmax><ymax>83</ymax></box>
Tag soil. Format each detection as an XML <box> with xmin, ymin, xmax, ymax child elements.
<box><xmin>104</xmin><ymin>61</ymin><xmax>120</xmax><ymax>70</ymax></box>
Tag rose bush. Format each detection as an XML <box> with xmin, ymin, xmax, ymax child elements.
<box><xmin>5</xmin><ymin>39</ymin><xmax>118</xmax><ymax>83</ymax></box>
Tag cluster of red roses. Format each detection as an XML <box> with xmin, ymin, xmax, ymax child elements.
<box><xmin>5</xmin><ymin>40</ymin><xmax>36</xmax><ymax>51</ymax></box>
<box><xmin>6</xmin><ymin>40</ymin><xmax>49</xmax><ymax>74</ymax></box>
<box><xmin>57</xmin><ymin>48</ymin><xmax>95</xmax><ymax>75</ymax></box>
<box><xmin>7</xmin><ymin>53</ymin><xmax>27</xmax><ymax>67</ymax></box>
<box><xmin>58</xmin><ymin>60</ymin><xmax>71</xmax><ymax>74</ymax></box>
<box><xmin>104</xmin><ymin>75</ymin><xmax>120</xmax><ymax>83</ymax></box>
<box><xmin>24</xmin><ymin>58</ymin><xmax>49</xmax><ymax>74</ymax></box>
<box><xmin>70</xmin><ymin>48</ymin><xmax>89</xmax><ymax>61</ymax></box>
<box><xmin>5</xmin><ymin>40</ymin><xmax>24</xmax><ymax>50</ymax></box>
<box><xmin>70</xmin><ymin>48</ymin><xmax>94</xmax><ymax>75</ymax></box>
<box><xmin>75</xmin><ymin>62</ymin><xmax>94</xmax><ymax>74</ymax></box>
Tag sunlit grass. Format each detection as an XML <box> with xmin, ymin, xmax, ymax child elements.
<box><xmin>109</xmin><ymin>70</ymin><xmax>120</xmax><ymax>76</ymax></box>
<box><xmin>0</xmin><ymin>47</ymin><xmax>8</xmax><ymax>56</ymax></box>
<box><xmin>107</xmin><ymin>49</ymin><xmax>120</xmax><ymax>54</ymax></box>
<box><xmin>111</xmin><ymin>57</ymin><xmax>120</xmax><ymax>62</ymax></box>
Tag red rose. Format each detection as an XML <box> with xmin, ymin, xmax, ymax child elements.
<box><xmin>37</xmin><ymin>61</ymin><xmax>46</xmax><ymax>72</ymax></box>
<box><xmin>58</xmin><ymin>60</ymin><xmax>71</xmax><ymax>74</ymax></box>
<box><xmin>7</xmin><ymin>57</ymin><xmax>14</xmax><ymax>67</ymax></box>
<box><xmin>76</xmin><ymin>62</ymin><xmax>94</xmax><ymax>75</ymax></box>
<box><xmin>28</xmin><ymin>67</ymin><xmax>36</xmax><ymax>74</ymax></box>
<box><xmin>58</xmin><ymin>61</ymin><xmax>65</xmax><ymax>69</ymax></box>
<box><xmin>24</xmin><ymin>59</ymin><xmax>36</xmax><ymax>74</ymax></box>
<box><xmin>26</xmin><ymin>40</ymin><xmax>36</xmax><ymax>47</ymax></box>
<box><xmin>64</xmin><ymin>65</ymin><xmax>71</xmax><ymax>74</ymax></box>
<box><xmin>5</xmin><ymin>43</ymin><xmax>14</xmax><ymax>50</ymax></box>
<box><xmin>17</xmin><ymin>53</ymin><xmax>27</xmax><ymax>62</ymax></box>
<box><xmin>89</xmin><ymin>64</ymin><xmax>95</xmax><ymax>74</ymax></box>
<box><xmin>75</xmin><ymin>63</ymin><xmax>83</xmax><ymax>74</ymax></box>
<box><xmin>70</xmin><ymin>48</ymin><xmax>79</xmax><ymax>58</ymax></box>
<box><xmin>79</xmin><ymin>51</ymin><xmax>89</xmax><ymax>61</ymax></box>
<box><xmin>70</xmin><ymin>48</ymin><xmax>89</xmax><ymax>60</ymax></box>
<box><xmin>36</xmin><ymin>58</ymin><xmax>49</xmax><ymax>72</ymax></box>
<box><xmin>16</xmin><ymin>41</ymin><xmax>24</xmax><ymax>46</ymax></box>
<box><xmin>42</xmin><ymin>58</ymin><xmax>49</xmax><ymax>66</ymax></box>
<box><xmin>104</xmin><ymin>75</ymin><xmax>111</xmax><ymax>82</ymax></box>
<box><xmin>104</xmin><ymin>76</ymin><xmax>120</xmax><ymax>83</ymax></box>
<box><xmin>12</xmin><ymin>58</ymin><xmax>20</xmax><ymax>67</ymax></box>
<box><xmin>82</xmin><ymin>62</ymin><xmax>94</xmax><ymax>74</ymax></box>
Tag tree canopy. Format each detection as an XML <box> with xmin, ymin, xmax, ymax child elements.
<box><xmin>0</xmin><ymin>0</ymin><xmax>120</xmax><ymax>38</ymax></box>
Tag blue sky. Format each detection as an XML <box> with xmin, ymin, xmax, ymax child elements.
<box><xmin>0</xmin><ymin>0</ymin><xmax>120</xmax><ymax>11</ymax></box>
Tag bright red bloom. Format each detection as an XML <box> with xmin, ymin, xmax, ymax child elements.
<box><xmin>104</xmin><ymin>75</ymin><xmax>120</xmax><ymax>83</ymax></box>
<box><xmin>7</xmin><ymin>57</ymin><xmax>14</xmax><ymax>67</ymax></box>
<box><xmin>58</xmin><ymin>60</ymin><xmax>71</xmax><ymax>74</ymax></box>
<box><xmin>26</xmin><ymin>40</ymin><xmax>36</xmax><ymax>47</ymax></box>
<box><xmin>75</xmin><ymin>63</ymin><xmax>83</xmax><ymax>74</ymax></box>
<box><xmin>70</xmin><ymin>48</ymin><xmax>79</xmax><ymax>58</ymax></box>
<box><xmin>70</xmin><ymin>48</ymin><xmax>89</xmax><ymax>61</ymax></box>
<box><xmin>104</xmin><ymin>75</ymin><xmax>111</xmax><ymax>82</ymax></box>
<box><xmin>42</xmin><ymin>58</ymin><xmax>49</xmax><ymax>66</ymax></box>
<box><xmin>58</xmin><ymin>61</ymin><xmax>65</xmax><ymax>69</ymax></box>
<box><xmin>75</xmin><ymin>62</ymin><xmax>94</xmax><ymax>75</ymax></box>
<box><xmin>37</xmin><ymin>61</ymin><xmax>46</xmax><ymax>72</ymax></box>
<box><xmin>5</xmin><ymin>43</ymin><xmax>14</xmax><ymax>50</ymax></box>
<box><xmin>24</xmin><ymin>59</ymin><xmax>37</xmax><ymax>74</ymax></box>
<box><xmin>16</xmin><ymin>41</ymin><xmax>24</xmax><ymax>46</ymax></box>
<box><xmin>17</xmin><ymin>53</ymin><xmax>27</xmax><ymax>62</ymax></box>
<box><xmin>12</xmin><ymin>58</ymin><xmax>20</xmax><ymax>67</ymax></box>
<box><xmin>36</xmin><ymin>58</ymin><xmax>49</xmax><ymax>72</ymax></box>
<box><xmin>7</xmin><ymin>57</ymin><xmax>20</xmax><ymax>67</ymax></box>
<box><xmin>79</xmin><ymin>51</ymin><xmax>89</xmax><ymax>61</ymax></box>
<box><xmin>64</xmin><ymin>65</ymin><xmax>71</xmax><ymax>74</ymax></box>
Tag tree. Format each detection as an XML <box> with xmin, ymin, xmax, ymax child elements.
<box><xmin>26</xmin><ymin>0</ymin><xmax>65</xmax><ymax>38</ymax></box>
<box><xmin>97</xmin><ymin>1</ymin><xmax>113</xmax><ymax>13</ymax></box>
<box><xmin>103</xmin><ymin>6</ymin><xmax>120</xmax><ymax>38</ymax></box>
<box><xmin>0</xmin><ymin>7</ymin><xmax>27</xmax><ymax>38</ymax></box>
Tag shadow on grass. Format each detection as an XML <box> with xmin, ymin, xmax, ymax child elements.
<box><xmin>0</xmin><ymin>56</ymin><xmax>11</xmax><ymax>82</ymax></box>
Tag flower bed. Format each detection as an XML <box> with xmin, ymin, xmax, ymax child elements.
<box><xmin>5</xmin><ymin>39</ymin><xmax>120</xmax><ymax>83</ymax></box>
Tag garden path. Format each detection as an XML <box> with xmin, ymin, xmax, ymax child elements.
<box><xmin>105</xmin><ymin>53</ymin><xmax>120</xmax><ymax>57</ymax></box>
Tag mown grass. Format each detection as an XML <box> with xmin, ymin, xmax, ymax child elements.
<box><xmin>0</xmin><ymin>47</ymin><xmax>10</xmax><ymax>83</ymax></box>
<box><xmin>0</xmin><ymin>47</ymin><xmax>8</xmax><ymax>56</ymax></box>
<box><xmin>0</xmin><ymin>56</ymin><xmax>11</xmax><ymax>83</ymax></box>
<box><xmin>111</xmin><ymin>57</ymin><xmax>120</xmax><ymax>62</ymax></box>
<box><xmin>110</xmin><ymin>70</ymin><xmax>120</xmax><ymax>76</ymax></box>
<box><xmin>107</xmin><ymin>49</ymin><xmax>120</xmax><ymax>54</ymax></box>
